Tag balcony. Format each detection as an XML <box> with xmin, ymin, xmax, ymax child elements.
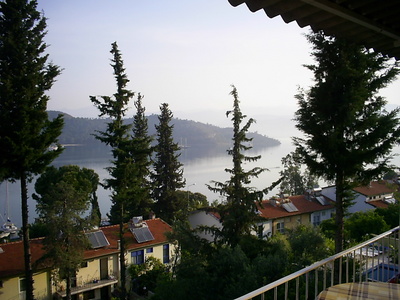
<box><xmin>235</xmin><ymin>227</ymin><xmax>400</xmax><ymax>300</ymax></box>
<box><xmin>56</xmin><ymin>276</ymin><xmax>118</xmax><ymax>298</ymax></box>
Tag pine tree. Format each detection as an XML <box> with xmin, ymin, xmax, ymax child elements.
<box><xmin>279</xmin><ymin>152</ymin><xmax>318</xmax><ymax>196</ymax></box>
<box><xmin>33</xmin><ymin>166</ymin><xmax>95</xmax><ymax>300</ymax></box>
<box><xmin>207</xmin><ymin>86</ymin><xmax>265</xmax><ymax>247</ymax></box>
<box><xmin>294</xmin><ymin>31</ymin><xmax>400</xmax><ymax>254</ymax></box>
<box><xmin>0</xmin><ymin>1</ymin><xmax>63</xmax><ymax>298</ymax></box>
<box><xmin>152</xmin><ymin>103</ymin><xmax>185</xmax><ymax>224</ymax></box>
<box><xmin>90</xmin><ymin>42</ymin><xmax>135</xmax><ymax>300</ymax></box>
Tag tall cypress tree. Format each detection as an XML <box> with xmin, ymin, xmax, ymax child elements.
<box><xmin>0</xmin><ymin>1</ymin><xmax>63</xmax><ymax>298</ymax></box>
<box><xmin>152</xmin><ymin>103</ymin><xmax>185</xmax><ymax>224</ymax></box>
<box><xmin>108</xmin><ymin>93</ymin><xmax>154</xmax><ymax>222</ymax></box>
<box><xmin>90</xmin><ymin>42</ymin><xmax>134</xmax><ymax>300</ymax></box>
<box><xmin>208</xmin><ymin>86</ymin><xmax>265</xmax><ymax>247</ymax></box>
<box><xmin>294</xmin><ymin>31</ymin><xmax>400</xmax><ymax>254</ymax></box>
<box><xmin>129</xmin><ymin>93</ymin><xmax>154</xmax><ymax>216</ymax></box>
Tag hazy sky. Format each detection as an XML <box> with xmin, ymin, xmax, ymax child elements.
<box><xmin>38</xmin><ymin>0</ymin><xmax>400</xmax><ymax>134</ymax></box>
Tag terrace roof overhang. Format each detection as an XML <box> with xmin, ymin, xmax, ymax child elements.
<box><xmin>228</xmin><ymin>0</ymin><xmax>400</xmax><ymax>60</ymax></box>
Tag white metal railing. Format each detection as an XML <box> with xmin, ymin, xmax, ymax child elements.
<box><xmin>236</xmin><ymin>226</ymin><xmax>400</xmax><ymax>300</ymax></box>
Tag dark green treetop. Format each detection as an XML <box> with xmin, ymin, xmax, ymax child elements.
<box><xmin>34</xmin><ymin>165</ymin><xmax>94</xmax><ymax>300</ymax></box>
<box><xmin>0</xmin><ymin>1</ymin><xmax>63</xmax><ymax>298</ymax></box>
<box><xmin>279</xmin><ymin>152</ymin><xmax>318</xmax><ymax>196</ymax></box>
<box><xmin>293</xmin><ymin>31</ymin><xmax>400</xmax><ymax>253</ymax></box>
<box><xmin>207</xmin><ymin>85</ymin><xmax>265</xmax><ymax>247</ymax></box>
<box><xmin>0</xmin><ymin>0</ymin><xmax>63</xmax><ymax>181</ymax></box>
<box><xmin>129</xmin><ymin>93</ymin><xmax>154</xmax><ymax>217</ymax></box>
<box><xmin>152</xmin><ymin>103</ymin><xmax>185</xmax><ymax>224</ymax></box>
<box><xmin>34</xmin><ymin>166</ymin><xmax>100</xmax><ymax>226</ymax></box>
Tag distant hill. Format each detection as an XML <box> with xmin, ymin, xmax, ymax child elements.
<box><xmin>48</xmin><ymin>111</ymin><xmax>280</xmax><ymax>153</ymax></box>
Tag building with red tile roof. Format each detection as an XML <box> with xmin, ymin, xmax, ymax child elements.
<box><xmin>321</xmin><ymin>181</ymin><xmax>396</xmax><ymax>215</ymax></box>
<box><xmin>188</xmin><ymin>192</ymin><xmax>335</xmax><ymax>240</ymax></box>
<box><xmin>0</xmin><ymin>218</ymin><xmax>174</xmax><ymax>300</ymax></box>
<box><xmin>188</xmin><ymin>208</ymin><xmax>223</xmax><ymax>242</ymax></box>
<box><xmin>353</xmin><ymin>181</ymin><xmax>395</xmax><ymax>201</ymax></box>
<box><xmin>256</xmin><ymin>193</ymin><xmax>335</xmax><ymax>237</ymax></box>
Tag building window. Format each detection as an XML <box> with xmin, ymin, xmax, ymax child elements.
<box><xmin>80</xmin><ymin>261</ymin><xmax>88</xmax><ymax>268</ymax></box>
<box><xmin>0</xmin><ymin>280</ymin><xmax>3</xmax><ymax>288</ymax></box>
<box><xmin>131</xmin><ymin>250</ymin><xmax>144</xmax><ymax>265</ymax></box>
<box><xmin>313</xmin><ymin>215</ymin><xmax>321</xmax><ymax>226</ymax></box>
<box><xmin>146</xmin><ymin>247</ymin><xmax>153</xmax><ymax>254</ymax></box>
<box><xmin>257</xmin><ymin>225</ymin><xmax>263</xmax><ymax>239</ymax></box>
<box><xmin>163</xmin><ymin>244</ymin><xmax>170</xmax><ymax>263</ymax></box>
<box><xmin>322</xmin><ymin>211</ymin><xmax>326</xmax><ymax>216</ymax></box>
<box><xmin>277</xmin><ymin>222</ymin><xmax>284</xmax><ymax>233</ymax></box>
<box><xmin>19</xmin><ymin>278</ymin><xmax>26</xmax><ymax>292</ymax></box>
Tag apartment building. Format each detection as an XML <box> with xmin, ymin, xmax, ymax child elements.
<box><xmin>0</xmin><ymin>217</ymin><xmax>174</xmax><ymax>300</ymax></box>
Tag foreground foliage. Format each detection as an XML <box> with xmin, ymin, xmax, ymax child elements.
<box><xmin>0</xmin><ymin>1</ymin><xmax>63</xmax><ymax>298</ymax></box>
<box><xmin>33</xmin><ymin>165</ymin><xmax>96</xmax><ymax>300</ymax></box>
<box><xmin>294</xmin><ymin>31</ymin><xmax>400</xmax><ymax>254</ymax></box>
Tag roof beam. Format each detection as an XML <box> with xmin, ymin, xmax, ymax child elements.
<box><xmin>301</xmin><ymin>0</ymin><xmax>400</xmax><ymax>43</ymax></box>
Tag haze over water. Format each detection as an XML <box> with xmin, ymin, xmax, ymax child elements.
<box><xmin>2</xmin><ymin>118</ymin><xmax>399</xmax><ymax>228</ymax></box>
<box><xmin>1</xmin><ymin>139</ymin><xmax>294</xmax><ymax>228</ymax></box>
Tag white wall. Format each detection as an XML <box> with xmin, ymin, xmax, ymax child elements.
<box><xmin>188</xmin><ymin>210</ymin><xmax>222</xmax><ymax>242</ymax></box>
<box><xmin>321</xmin><ymin>186</ymin><xmax>376</xmax><ymax>214</ymax></box>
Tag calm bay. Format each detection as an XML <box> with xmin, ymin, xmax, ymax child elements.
<box><xmin>2</xmin><ymin>139</ymin><xmax>399</xmax><ymax>228</ymax></box>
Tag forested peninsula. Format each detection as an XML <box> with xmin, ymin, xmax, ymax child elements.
<box><xmin>48</xmin><ymin>111</ymin><xmax>280</xmax><ymax>153</ymax></box>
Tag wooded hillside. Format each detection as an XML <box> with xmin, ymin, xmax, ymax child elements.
<box><xmin>48</xmin><ymin>111</ymin><xmax>280</xmax><ymax>151</ymax></box>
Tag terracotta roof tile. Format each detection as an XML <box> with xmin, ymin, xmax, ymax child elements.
<box><xmin>0</xmin><ymin>238</ymin><xmax>47</xmax><ymax>278</ymax></box>
<box><xmin>367</xmin><ymin>200</ymin><xmax>390</xmax><ymax>209</ymax></box>
<box><xmin>258</xmin><ymin>195</ymin><xmax>334</xmax><ymax>220</ymax></box>
<box><xmin>353</xmin><ymin>181</ymin><xmax>395</xmax><ymax>197</ymax></box>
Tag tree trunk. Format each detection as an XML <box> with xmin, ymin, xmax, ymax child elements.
<box><xmin>21</xmin><ymin>172</ymin><xmax>35</xmax><ymax>300</ymax></box>
<box><xmin>119</xmin><ymin>202</ymin><xmax>127</xmax><ymax>300</ymax></box>
<box><xmin>66</xmin><ymin>274</ymin><xmax>71</xmax><ymax>300</ymax></box>
<box><xmin>334</xmin><ymin>176</ymin><xmax>345</xmax><ymax>254</ymax></box>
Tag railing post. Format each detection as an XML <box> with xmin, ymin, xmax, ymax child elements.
<box><xmin>305</xmin><ymin>272</ymin><xmax>309</xmax><ymax>299</ymax></box>
<box><xmin>352</xmin><ymin>252</ymin><xmax>356</xmax><ymax>283</ymax></box>
<box><xmin>234</xmin><ymin>227</ymin><xmax>400</xmax><ymax>300</ymax></box>
<box><xmin>284</xmin><ymin>281</ymin><xmax>288</xmax><ymax>299</ymax></box>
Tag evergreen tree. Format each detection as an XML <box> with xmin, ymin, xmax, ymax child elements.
<box><xmin>279</xmin><ymin>152</ymin><xmax>318</xmax><ymax>196</ymax></box>
<box><xmin>128</xmin><ymin>93</ymin><xmax>154</xmax><ymax>217</ymax></box>
<box><xmin>152</xmin><ymin>103</ymin><xmax>185</xmax><ymax>224</ymax></box>
<box><xmin>90</xmin><ymin>42</ymin><xmax>135</xmax><ymax>300</ymax></box>
<box><xmin>207</xmin><ymin>86</ymin><xmax>265</xmax><ymax>247</ymax></box>
<box><xmin>81</xmin><ymin>167</ymin><xmax>101</xmax><ymax>226</ymax></box>
<box><xmin>293</xmin><ymin>31</ymin><xmax>400</xmax><ymax>254</ymax></box>
<box><xmin>0</xmin><ymin>1</ymin><xmax>63</xmax><ymax>298</ymax></box>
<box><xmin>33</xmin><ymin>166</ymin><xmax>95</xmax><ymax>300</ymax></box>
